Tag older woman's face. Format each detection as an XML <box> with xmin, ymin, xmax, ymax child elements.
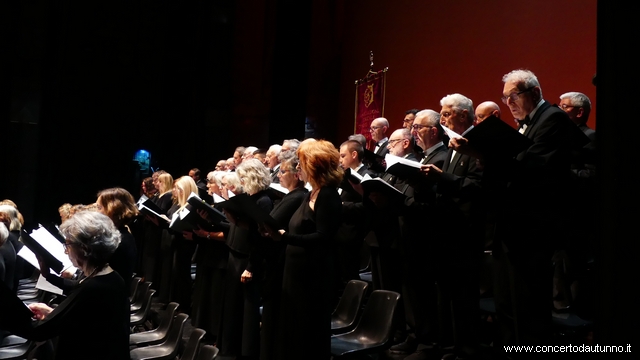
<box><xmin>207</xmin><ymin>179</ymin><xmax>220</xmax><ymax>196</ymax></box>
<box><xmin>278</xmin><ymin>165</ymin><xmax>297</xmax><ymax>190</ymax></box>
<box><xmin>64</xmin><ymin>241</ymin><xmax>82</xmax><ymax>268</ymax></box>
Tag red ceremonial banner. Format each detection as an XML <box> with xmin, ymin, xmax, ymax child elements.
<box><xmin>354</xmin><ymin>70</ymin><xmax>387</xmax><ymax>145</ymax></box>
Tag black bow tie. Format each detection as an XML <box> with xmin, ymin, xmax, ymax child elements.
<box><xmin>517</xmin><ymin>115</ymin><xmax>531</xmax><ymax>129</ymax></box>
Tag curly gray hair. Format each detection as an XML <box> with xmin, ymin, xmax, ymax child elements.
<box><xmin>59</xmin><ymin>211</ymin><xmax>121</xmax><ymax>269</ymax></box>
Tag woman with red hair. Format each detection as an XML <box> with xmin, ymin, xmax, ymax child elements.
<box><xmin>266</xmin><ymin>139</ymin><xmax>343</xmax><ymax>360</ymax></box>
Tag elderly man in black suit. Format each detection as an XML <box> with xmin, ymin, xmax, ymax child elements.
<box><xmin>265</xmin><ymin>144</ymin><xmax>282</xmax><ymax>183</ymax></box>
<box><xmin>390</xmin><ymin>110</ymin><xmax>450</xmax><ymax>359</ymax></box>
<box><xmin>421</xmin><ymin>94</ymin><xmax>484</xmax><ymax>360</ymax></box>
<box><xmin>448</xmin><ymin>70</ymin><xmax>588</xmax><ymax>357</ymax></box>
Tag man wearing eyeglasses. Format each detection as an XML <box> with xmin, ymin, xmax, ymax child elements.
<box><xmin>559</xmin><ymin>92</ymin><xmax>596</xmax><ymax>178</ymax></box>
<box><xmin>403</xmin><ymin>109</ymin><xmax>419</xmax><ymax>130</ymax></box>
<box><xmin>412</xmin><ymin>110</ymin><xmax>448</xmax><ymax>167</ymax></box>
<box><xmin>388</xmin><ymin>110</ymin><xmax>449</xmax><ymax>360</ymax></box>
<box><xmin>417</xmin><ymin>93</ymin><xmax>483</xmax><ymax>360</ymax></box>
<box><xmin>481</xmin><ymin>70</ymin><xmax>589</xmax><ymax>354</ymax></box>
<box><xmin>370</xmin><ymin>117</ymin><xmax>390</xmax><ymax>156</ymax></box>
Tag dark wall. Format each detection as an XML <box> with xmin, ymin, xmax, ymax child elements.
<box><xmin>2</xmin><ymin>1</ymin><xmax>241</xmax><ymax>221</ymax></box>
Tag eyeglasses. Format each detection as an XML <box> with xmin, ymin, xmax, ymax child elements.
<box><xmin>501</xmin><ymin>86</ymin><xmax>535</xmax><ymax>104</ymax></box>
<box><xmin>388</xmin><ymin>139</ymin><xmax>405</xmax><ymax>146</ymax></box>
<box><xmin>63</xmin><ymin>242</ymin><xmax>73</xmax><ymax>252</ymax></box>
<box><xmin>559</xmin><ymin>104</ymin><xmax>576</xmax><ymax>110</ymax></box>
<box><xmin>411</xmin><ymin>124</ymin><xmax>433</xmax><ymax>130</ymax></box>
<box><xmin>369</xmin><ymin>125</ymin><xmax>383</xmax><ymax>131</ymax></box>
<box><xmin>279</xmin><ymin>168</ymin><xmax>295</xmax><ymax>175</ymax></box>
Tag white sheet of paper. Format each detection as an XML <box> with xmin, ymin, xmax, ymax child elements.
<box><xmin>17</xmin><ymin>246</ymin><xmax>39</xmax><ymax>269</ymax></box>
<box><xmin>442</xmin><ymin>126</ymin><xmax>462</xmax><ymax>140</ymax></box>
<box><xmin>269</xmin><ymin>182</ymin><xmax>289</xmax><ymax>195</ymax></box>
<box><xmin>36</xmin><ymin>275</ymin><xmax>64</xmax><ymax>295</ymax></box>
<box><xmin>29</xmin><ymin>227</ymin><xmax>73</xmax><ymax>269</ymax></box>
<box><xmin>384</xmin><ymin>154</ymin><xmax>422</xmax><ymax>170</ymax></box>
<box><xmin>136</xmin><ymin>194</ymin><xmax>149</xmax><ymax>207</ymax></box>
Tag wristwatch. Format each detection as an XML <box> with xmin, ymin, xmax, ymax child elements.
<box><xmin>206</xmin><ymin>232</ymin><xmax>211</xmax><ymax>239</ymax></box>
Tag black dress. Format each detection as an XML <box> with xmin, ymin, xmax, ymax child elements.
<box><xmin>109</xmin><ymin>226</ymin><xmax>137</xmax><ymax>282</ymax></box>
<box><xmin>276</xmin><ymin>186</ymin><xmax>342</xmax><ymax>360</ymax></box>
<box><xmin>261</xmin><ymin>187</ymin><xmax>308</xmax><ymax>360</ymax></box>
<box><xmin>191</xmin><ymin>204</ymin><xmax>228</xmax><ymax>341</ymax></box>
<box><xmin>9</xmin><ymin>271</ymin><xmax>130</xmax><ymax>360</ymax></box>
<box><xmin>218</xmin><ymin>190</ymin><xmax>272</xmax><ymax>358</ymax></box>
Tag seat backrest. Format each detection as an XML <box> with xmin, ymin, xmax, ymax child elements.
<box><xmin>161</xmin><ymin>313</ymin><xmax>189</xmax><ymax>349</ymax></box>
<box><xmin>196</xmin><ymin>345</ymin><xmax>219</xmax><ymax>360</ymax></box>
<box><xmin>131</xmin><ymin>281</ymin><xmax>151</xmax><ymax>307</ymax></box>
<box><xmin>351</xmin><ymin>290</ymin><xmax>400</xmax><ymax>343</ymax></box>
<box><xmin>332</xmin><ymin>280</ymin><xmax>369</xmax><ymax>323</ymax></box>
<box><xmin>131</xmin><ymin>288</ymin><xmax>157</xmax><ymax>326</ymax></box>
<box><xmin>155</xmin><ymin>302</ymin><xmax>179</xmax><ymax>335</ymax></box>
<box><xmin>180</xmin><ymin>328</ymin><xmax>206</xmax><ymax>360</ymax></box>
<box><xmin>129</xmin><ymin>277</ymin><xmax>142</xmax><ymax>302</ymax></box>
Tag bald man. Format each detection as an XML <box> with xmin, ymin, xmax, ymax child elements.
<box><xmin>474</xmin><ymin>101</ymin><xmax>501</xmax><ymax>125</ymax></box>
<box><xmin>370</xmin><ymin>117</ymin><xmax>390</xmax><ymax>156</ymax></box>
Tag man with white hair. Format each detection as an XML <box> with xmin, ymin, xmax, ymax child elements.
<box><xmin>419</xmin><ymin>93</ymin><xmax>483</xmax><ymax>360</ymax></box>
<box><xmin>493</xmin><ymin>70</ymin><xmax>588</xmax><ymax>352</ymax></box>
<box><xmin>412</xmin><ymin>110</ymin><xmax>448</xmax><ymax>166</ymax></box>
<box><xmin>265</xmin><ymin>144</ymin><xmax>282</xmax><ymax>183</ymax></box>
<box><xmin>388</xmin><ymin>111</ymin><xmax>449</xmax><ymax>359</ymax></box>
<box><xmin>242</xmin><ymin>146</ymin><xmax>258</xmax><ymax>163</ymax></box>
<box><xmin>559</xmin><ymin>92</ymin><xmax>596</xmax><ymax>178</ymax></box>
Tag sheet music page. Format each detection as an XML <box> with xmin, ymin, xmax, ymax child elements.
<box><xmin>136</xmin><ymin>194</ymin><xmax>149</xmax><ymax>206</ymax></box>
<box><xmin>384</xmin><ymin>154</ymin><xmax>422</xmax><ymax>169</ymax></box>
<box><xmin>36</xmin><ymin>275</ymin><xmax>64</xmax><ymax>295</ymax></box>
<box><xmin>30</xmin><ymin>227</ymin><xmax>73</xmax><ymax>268</ymax></box>
<box><xmin>442</xmin><ymin>126</ymin><xmax>462</xmax><ymax>140</ymax></box>
<box><xmin>269</xmin><ymin>182</ymin><xmax>289</xmax><ymax>194</ymax></box>
<box><xmin>17</xmin><ymin>246</ymin><xmax>39</xmax><ymax>269</ymax></box>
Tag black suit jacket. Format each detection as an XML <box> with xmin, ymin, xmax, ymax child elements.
<box><xmin>498</xmin><ymin>101</ymin><xmax>587</xmax><ymax>252</ymax></box>
<box><xmin>270</xmin><ymin>163</ymin><xmax>281</xmax><ymax>184</ymax></box>
<box><xmin>405</xmin><ymin>143</ymin><xmax>449</xmax><ymax>208</ymax></box>
<box><xmin>374</xmin><ymin>139</ymin><xmax>390</xmax><ymax>157</ymax></box>
<box><xmin>436</xmin><ymin>146</ymin><xmax>484</xmax><ymax>256</ymax></box>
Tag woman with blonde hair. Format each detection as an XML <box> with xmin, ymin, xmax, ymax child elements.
<box><xmin>221</xmin><ymin>172</ymin><xmax>243</xmax><ymax>200</ymax></box>
<box><xmin>265</xmin><ymin>139</ymin><xmax>343</xmax><ymax>360</ymax></box>
<box><xmin>155</xmin><ymin>172</ymin><xmax>174</xmax><ymax>213</ymax></box>
<box><xmin>217</xmin><ymin>158</ymin><xmax>272</xmax><ymax>359</ymax></box>
<box><xmin>158</xmin><ymin>176</ymin><xmax>198</xmax><ymax>311</ymax></box>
